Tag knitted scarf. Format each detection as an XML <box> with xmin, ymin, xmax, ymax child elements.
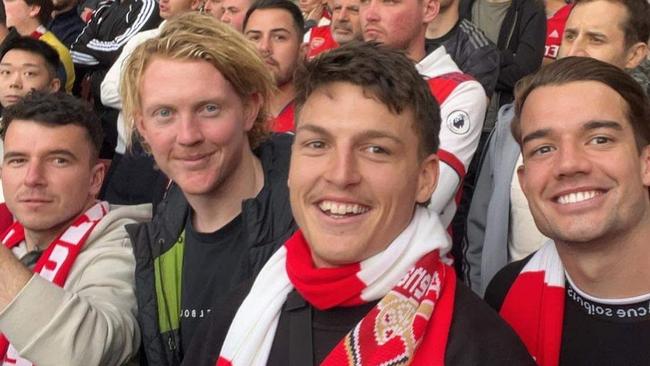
<box><xmin>0</xmin><ymin>201</ymin><xmax>110</xmax><ymax>366</ymax></box>
<box><xmin>499</xmin><ymin>241</ymin><xmax>565</xmax><ymax>366</ymax></box>
<box><xmin>217</xmin><ymin>207</ymin><xmax>457</xmax><ymax>366</ymax></box>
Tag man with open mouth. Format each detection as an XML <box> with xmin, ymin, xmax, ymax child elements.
<box><xmin>183</xmin><ymin>42</ymin><xmax>534</xmax><ymax>366</ymax></box>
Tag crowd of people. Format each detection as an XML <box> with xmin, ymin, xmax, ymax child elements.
<box><xmin>0</xmin><ymin>0</ymin><xmax>647</xmax><ymax>363</ymax></box>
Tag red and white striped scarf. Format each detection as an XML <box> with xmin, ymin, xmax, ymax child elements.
<box><xmin>217</xmin><ymin>207</ymin><xmax>457</xmax><ymax>366</ymax></box>
<box><xmin>0</xmin><ymin>201</ymin><xmax>110</xmax><ymax>366</ymax></box>
<box><xmin>499</xmin><ymin>241</ymin><xmax>565</xmax><ymax>366</ymax></box>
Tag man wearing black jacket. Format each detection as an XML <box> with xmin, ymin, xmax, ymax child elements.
<box><xmin>120</xmin><ymin>13</ymin><xmax>296</xmax><ymax>365</ymax></box>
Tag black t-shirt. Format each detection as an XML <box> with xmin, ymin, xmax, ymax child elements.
<box><xmin>179</xmin><ymin>213</ymin><xmax>247</xmax><ymax>353</ymax></box>
<box><xmin>486</xmin><ymin>258</ymin><xmax>650</xmax><ymax>365</ymax></box>
<box><xmin>182</xmin><ymin>278</ymin><xmax>535</xmax><ymax>366</ymax></box>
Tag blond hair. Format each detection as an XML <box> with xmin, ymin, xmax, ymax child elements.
<box><xmin>120</xmin><ymin>12</ymin><xmax>275</xmax><ymax>149</ymax></box>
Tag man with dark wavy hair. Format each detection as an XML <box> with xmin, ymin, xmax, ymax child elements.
<box><xmin>0</xmin><ymin>91</ymin><xmax>150</xmax><ymax>365</ymax></box>
<box><xmin>486</xmin><ymin>57</ymin><xmax>650</xmax><ymax>365</ymax></box>
<box><xmin>183</xmin><ymin>42</ymin><xmax>534</xmax><ymax>366</ymax></box>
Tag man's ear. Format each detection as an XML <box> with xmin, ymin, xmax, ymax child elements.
<box><xmin>299</xmin><ymin>41</ymin><xmax>309</xmax><ymax>61</ymax></box>
<box><xmin>134</xmin><ymin>113</ymin><xmax>146</xmax><ymax>136</ymax></box>
<box><xmin>28</xmin><ymin>4</ymin><xmax>41</xmax><ymax>20</ymax></box>
<box><xmin>191</xmin><ymin>0</ymin><xmax>202</xmax><ymax>10</ymax></box>
<box><xmin>422</xmin><ymin>0</ymin><xmax>440</xmax><ymax>24</ymax></box>
<box><xmin>516</xmin><ymin>164</ymin><xmax>528</xmax><ymax>196</ymax></box>
<box><xmin>640</xmin><ymin>145</ymin><xmax>650</xmax><ymax>188</ymax></box>
<box><xmin>48</xmin><ymin>78</ymin><xmax>61</xmax><ymax>93</ymax></box>
<box><xmin>415</xmin><ymin>153</ymin><xmax>439</xmax><ymax>204</ymax></box>
<box><xmin>624</xmin><ymin>42</ymin><xmax>648</xmax><ymax>69</ymax></box>
<box><xmin>243</xmin><ymin>92</ymin><xmax>263</xmax><ymax>132</ymax></box>
<box><xmin>89</xmin><ymin>160</ymin><xmax>107</xmax><ymax>198</ymax></box>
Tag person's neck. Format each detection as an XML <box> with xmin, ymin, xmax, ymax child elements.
<box><xmin>406</xmin><ymin>37</ymin><xmax>427</xmax><ymax>63</ymax></box>
<box><xmin>23</xmin><ymin>199</ymin><xmax>96</xmax><ymax>252</ymax></box>
<box><xmin>426</xmin><ymin>7</ymin><xmax>459</xmax><ymax>39</ymax></box>
<box><xmin>186</xmin><ymin>147</ymin><xmax>264</xmax><ymax>233</ymax></box>
<box><xmin>14</xmin><ymin>21</ymin><xmax>40</xmax><ymax>36</ymax></box>
<box><xmin>270</xmin><ymin>81</ymin><xmax>295</xmax><ymax>117</ymax></box>
<box><xmin>558</xmin><ymin>212</ymin><xmax>650</xmax><ymax>299</ymax></box>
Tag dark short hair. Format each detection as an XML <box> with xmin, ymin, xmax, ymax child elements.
<box><xmin>512</xmin><ymin>56</ymin><xmax>650</xmax><ymax>151</ymax></box>
<box><xmin>243</xmin><ymin>0</ymin><xmax>305</xmax><ymax>39</ymax></box>
<box><xmin>24</xmin><ymin>0</ymin><xmax>53</xmax><ymax>25</ymax></box>
<box><xmin>294</xmin><ymin>41</ymin><xmax>440</xmax><ymax>159</ymax></box>
<box><xmin>572</xmin><ymin>0</ymin><xmax>650</xmax><ymax>49</ymax></box>
<box><xmin>2</xmin><ymin>91</ymin><xmax>104</xmax><ymax>160</ymax></box>
<box><xmin>0</xmin><ymin>36</ymin><xmax>61</xmax><ymax>80</ymax></box>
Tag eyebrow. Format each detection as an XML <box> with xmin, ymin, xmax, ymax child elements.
<box><xmin>246</xmin><ymin>28</ymin><xmax>292</xmax><ymax>34</ymax></box>
<box><xmin>3</xmin><ymin>149</ymin><xmax>77</xmax><ymax>160</ymax></box>
<box><xmin>585</xmin><ymin>30</ymin><xmax>608</xmax><ymax>39</ymax></box>
<box><xmin>521</xmin><ymin>128</ymin><xmax>551</xmax><ymax>145</ymax></box>
<box><xmin>296</xmin><ymin>123</ymin><xmax>404</xmax><ymax>144</ymax></box>
<box><xmin>583</xmin><ymin>120</ymin><xmax>623</xmax><ymax>131</ymax></box>
<box><xmin>521</xmin><ymin>120</ymin><xmax>624</xmax><ymax>145</ymax></box>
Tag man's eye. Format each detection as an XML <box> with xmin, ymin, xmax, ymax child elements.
<box><xmin>590</xmin><ymin>37</ymin><xmax>605</xmax><ymax>44</ymax></box>
<box><xmin>5</xmin><ymin>158</ymin><xmax>26</xmax><ymax>166</ymax></box>
<box><xmin>52</xmin><ymin>157</ymin><xmax>69</xmax><ymax>166</ymax></box>
<box><xmin>201</xmin><ymin>104</ymin><xmax>220</xmax><ymax>116</ymax></box>
<box><xmin>589</xmin><ymin>136</ymin><xmax>611</xmax><ymax>145</ymax></box>
<box><xmin>365</xmin><ymin>145</ymin><xmax>388</xmax><ymax>154</ymax></box>
<box><xmin>306</xmin><ymin>140</ymin><xmax>326</xmax><ymax>149</ymax></box>
<box><xmin>532</xmin><ymin>145</ymin><xmax>554</xmax><ymax>156</ymax></box>
<box><xmin>155</xmin><ymin>108</ymin><xmax>172</xmax><ymax>118</ymax></box>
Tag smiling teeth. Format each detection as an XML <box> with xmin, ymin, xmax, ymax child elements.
<box><xmin>557</xmin><ymin>191</ymin><xmax>600</xmax><ymax>204</ymax></box>
<box><xmin>318</xmin><ymin>201</ymin><xmax>369</xmax><ymax>215</ymax></box>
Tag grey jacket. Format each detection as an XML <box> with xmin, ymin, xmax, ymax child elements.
<box><xmin>465</xmin><ymin>104</ymin><xmax>519</xmax><ymax>295</ymax></box>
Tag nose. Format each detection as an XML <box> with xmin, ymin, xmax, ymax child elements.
<box><xmin>24</xmin><ymin>160</ymin><xmax>46</xmax><ymax>187</ymax></box>
<box><xmin>324</xmin><ymin>148</ymin><xmax>361</xmax><ymax>187</ymax></box>
<box><xmin>9</xmin><ymin>72</ymin><xmax>22</xmax><ymax>89</ymax></box>
<box><xmin>361</xmin><ymin>0</ymin><xmax>379</xmax><ymax>23</ymax></box>
<box><xmin>220</xmin><ymin>11</ymin><xmax>230</xmax><ymax>23</ymax></box>
<box><xmin>563</xmin><ymin>36</ymin><xmax>588</xmax><ymax>57</ymax></box>
<box><xmin>554</xmin><ymin>142</ymin><xmax>592</xmax><ymax>179</ymax></box>
<box><xmin>339</xmin><ymin>7</ymin><xmax>349</xmax><ymax>21</ymax></box>
<box><xmin>177</xmin><ymin>114</ymin><xmax>204</xmax><ymax>146</ymax></box>
<box><xmin>257</xmin><ymin>35</ymin><xmax>272</xmax><ymax>56</ymax></box>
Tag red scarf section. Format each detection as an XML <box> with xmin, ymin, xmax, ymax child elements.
<box><xmin>286</xmin><ymin>235</ymin><xmax>364</xmax><ymax>310</ymax></box>
<box><xmin>499</xmin><ymin>242</ymin><xmax>565</xmax><ymax>366</ymax></box>
<box><xmin>0</xmin><ymin>201</ymin><xmax>109</xmax><ymax>365</ymax></box>
<box><xmin>287</xmin><ymin>232</ymin><xmax>457</xmax><ymax>365</ymax></box>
